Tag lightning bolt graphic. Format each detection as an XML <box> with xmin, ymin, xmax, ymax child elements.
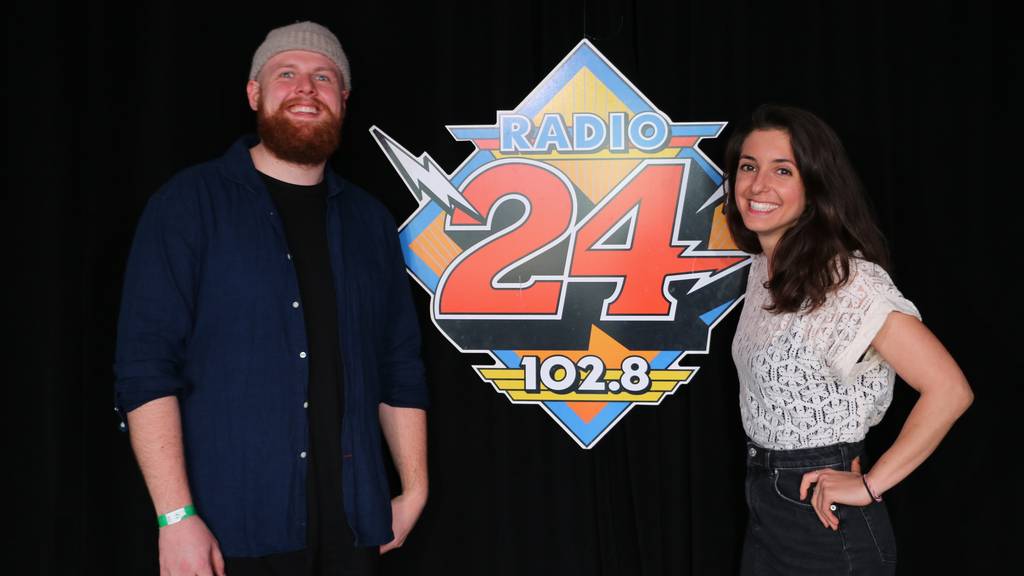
<box><xmin>697</xmin><ymin>181</ymin><xmax>726</xmax><ymax>213</ymax></box>
<box><xmin>673</xmin><ymin>243</ymin><xmax>749</xmax><ymax>294</ymax></box>
<box><xmin>370</xmin><ymin>126</ymin><xmax>483</xmax><ymax>222</ymax></box>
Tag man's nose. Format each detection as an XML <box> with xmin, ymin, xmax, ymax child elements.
<box><xmin>295</xmin><ymin>74</ymin><xmax>316</xmax><ymax>94</ymax></box>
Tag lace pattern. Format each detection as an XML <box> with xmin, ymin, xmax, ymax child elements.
<box><xmin>731</xmin><ymin>254</ymin><xmax>921</xmax><ymax>450</ymax></box>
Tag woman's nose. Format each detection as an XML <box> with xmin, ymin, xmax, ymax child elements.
<box><xmin>750</xmin><ymin>171</ymin><xmax>771</xmax><ymax>194</ymax></box>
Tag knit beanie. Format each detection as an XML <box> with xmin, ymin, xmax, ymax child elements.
<box><xmin>249</xmin><ymin>21</ymin><xmax>351</xmax><ymax>91</ymax></box>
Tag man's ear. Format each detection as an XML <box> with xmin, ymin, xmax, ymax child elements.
<box><xmin>246</xmin><ymin>79</ymin><xmax>261</xmax><ymax>112</ymax></box>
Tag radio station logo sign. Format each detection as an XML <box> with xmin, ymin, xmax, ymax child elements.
<box><xmin>372</xmin><ymin>40</ymin><xmax>749</xmax><ymax>448</ymax></box>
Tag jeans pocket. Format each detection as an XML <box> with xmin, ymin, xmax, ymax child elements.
<box><xmin>858</xmin><ymin>500</ymin><xmax>898</xmax><ymax>564</ymax></box>
<box><xmin>771</xmin><ymin>463</ymin><xmax>842</xmax><ymax>509</ymax></box>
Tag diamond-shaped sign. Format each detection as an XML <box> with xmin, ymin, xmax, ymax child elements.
<box><xmin>372</xmin><ymin>40</ymin><xmax>750</xmax><ymax>448</ymax></box>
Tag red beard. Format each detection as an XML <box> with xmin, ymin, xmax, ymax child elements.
<box><xmin>256</xmin><ymin>96</ymin><xmax>343</xmax><ymax>166</ymax></box>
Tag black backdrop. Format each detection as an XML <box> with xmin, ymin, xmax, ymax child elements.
<box><xmin>16</xmin><ymin>1</ymin><xmax>1008</xmax><ymax>574</ymax></box>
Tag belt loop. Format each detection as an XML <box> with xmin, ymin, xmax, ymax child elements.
<box><xmin>746</xmin><ymin>441</ymin><xmax>769</xmax><ymax>469</ymax></box>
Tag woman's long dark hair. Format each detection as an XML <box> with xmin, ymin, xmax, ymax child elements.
<box><xmin>723</xmin><ymin>104</ymin><xmax>890</xmax><ymax>313</ymax></box>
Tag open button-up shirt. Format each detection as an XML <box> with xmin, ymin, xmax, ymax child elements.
<box><xmin>114</xmin><ymin>135</ymin><xmax>428</xmax><ymax>556</ymax></box>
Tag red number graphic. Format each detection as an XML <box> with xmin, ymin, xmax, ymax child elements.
<box><xmin>437</xmin><ymin>159</ymin><xmax>738</xmax><ymax>319</ymax></box>
<box><xmin>570</xmin><ymin>161</ymin><xmax>731</xmax><ymax>317</ymax></box>
<box><xmin>437</xmin><ymin>161</ymin><xmax>576</xmax><ymax>316</ymax></box>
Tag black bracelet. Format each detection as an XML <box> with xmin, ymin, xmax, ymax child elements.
<box><xmin>862</xmin><ymin>474</ymin><xmax>883</xmax><ymax>502</ymax></box>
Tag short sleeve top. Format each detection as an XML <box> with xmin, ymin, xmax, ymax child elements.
<box><xmin>731</xmin><ymin>254</ymin><xmax>921</xmax><ymax>450</ymax></box>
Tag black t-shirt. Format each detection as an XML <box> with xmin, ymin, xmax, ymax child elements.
<box><xmin>259</xmin><ymin>172</ymin><xmax>357</xmax><ymax>573</ymax></box>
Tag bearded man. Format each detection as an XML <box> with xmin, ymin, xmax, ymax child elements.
<box><xmin>114</xmin><ymin>21</ymin><xmax>429</xmax><ymax>576</ymax></box>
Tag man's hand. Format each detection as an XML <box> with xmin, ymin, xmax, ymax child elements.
<box><xmin>378</xmin><ymin>404</ymin><xmax>428</xmax><ymax>555</ymax></box>
<box><xmin>158</xmin><ymin>515</ymin><xmax>225</xmax><ymax>576</ymax></box>
<box><xmin>379</xmin><ymin>489</ymin><xmax>427</xmax><ymax>554</ymax></box>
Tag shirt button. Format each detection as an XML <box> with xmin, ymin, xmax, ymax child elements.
<box><xmin>299</xmin><ymin>351</ymin><xmax>307</xmax><ymax>359</ymax></box>
<box><xmin>748</xmin><ymin>447</ymin><xmax>757</xmax><ymax>458</ymax></box>
<box><xmin>303</xmin><ymin>401</ymin><xmax>309</xmax><ymax>409</ymax></box>
<box><xmin>292</xmin><ymin>301</ymin><xmax>300</xmax><ymax>309</ymax></box>
<box><xmin>299</xmin><ymin>451</ymin><xmax>307</xmax><ymax>459</ymax></box>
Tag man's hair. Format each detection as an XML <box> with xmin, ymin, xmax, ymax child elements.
<box><xmin>723</xmin><ymin>104</ymin><xmax>890</xmax><ymax>313</ymax></box>
<box><xmin>249</xmin><ymin>21</ymin><xmax>351</xmax><ymax>91</ymax></box>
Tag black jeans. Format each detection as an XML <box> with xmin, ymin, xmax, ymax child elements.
<box><xmin>741</xmin><ymin>438</ymin><xmax>897</xmax><ymax>576</ymax></box>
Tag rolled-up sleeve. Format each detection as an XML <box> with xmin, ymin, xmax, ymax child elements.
<box><xmin>831</xmin><ymin>260</ymin><xmax>922</xmax><ymax>380</ymax></box>
<box><xmin>114</xmin><ymin>183</ymin><xmax>200</xmax><ymax>417</ymax></box>
<box><xmin>378</xmin><ymin>214</ymin><xmax>429</xmax><ymax>409</ymax></box>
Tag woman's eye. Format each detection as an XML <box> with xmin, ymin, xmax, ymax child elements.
<box><xmin>739</xmin><ymin>163</ymin><xmax>755</xmax><ymax>172</ymax></box>
<box><xmin>777</xmin><ymin>167</ymin><xmax>792</xmax><ymax>176</ymax></box>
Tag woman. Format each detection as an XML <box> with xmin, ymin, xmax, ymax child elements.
<box><xmin>724</xmin><ymin>104</ymin><xmax>973</xmax><ymax>575</ymax></box>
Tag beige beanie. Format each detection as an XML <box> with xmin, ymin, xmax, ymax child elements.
<box><xmin>249</xmin><ymin>21</ymin><xmax>351</xmax><ymax>91</ymax></box>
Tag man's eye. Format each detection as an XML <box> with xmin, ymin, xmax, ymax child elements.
<box><xmin>279</xmin><ymin>71</ymin><xmax>294</xmax><ymax>78</ymax></box>
<box><xmin>315</xmin><ymin>74</ymin><xmax>331</xmax><ymax>82</ymax></box>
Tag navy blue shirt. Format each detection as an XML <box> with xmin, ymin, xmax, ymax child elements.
<box><xmin>114</xmin><ymin>135</ymin><xmax>429</xmax><ymax>556</ymax></box>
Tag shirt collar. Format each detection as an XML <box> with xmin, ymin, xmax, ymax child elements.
<box><xmin>219</xmin><ymin>134</ymin><xmax>346</xmax><ymax>199</ymax></box>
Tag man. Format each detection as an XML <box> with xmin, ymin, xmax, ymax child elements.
<box><xmin>114</xmin><ymin>21</ymin><xmax>429</xmax><ymax>576</ymax></box>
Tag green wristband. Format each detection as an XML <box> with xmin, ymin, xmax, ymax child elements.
<box><xmin>157</xmin><ymin>504</ymin><xmax>197</xmax><ymax>527</ymax></box>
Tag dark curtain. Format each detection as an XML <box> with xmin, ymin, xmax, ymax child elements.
<box><xmin>15</xmin><ymin>1</ymin><xmax>1006</xmax><ymax>574</ymax></box>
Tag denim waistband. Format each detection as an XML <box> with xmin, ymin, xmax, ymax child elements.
<box><xmin>745</xmin><ymin>438</ymin><xmax>865</xmax><ymax>470</ymax></box>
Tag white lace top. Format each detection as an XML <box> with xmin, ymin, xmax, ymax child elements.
<box><xmin>731</xmin><ymin>254</ymin><xmax>921</xmax><ymax>450</ymax></box>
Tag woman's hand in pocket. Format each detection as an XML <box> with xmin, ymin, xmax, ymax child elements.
<box><xmin>800</xmin><ymin>457</ymin><xmax>872</xmax><ymax>531</ymax></box>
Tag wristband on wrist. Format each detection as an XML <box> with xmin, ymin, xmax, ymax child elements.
<box><xmin>862</xmin><ymin>474</ymin><xmax>883</xmax><ymax>502</ymax></box>
<box><xmin>157</xmin><ymin>504</ymin><xmax>197</xmax><ymax>527</ymax></box>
